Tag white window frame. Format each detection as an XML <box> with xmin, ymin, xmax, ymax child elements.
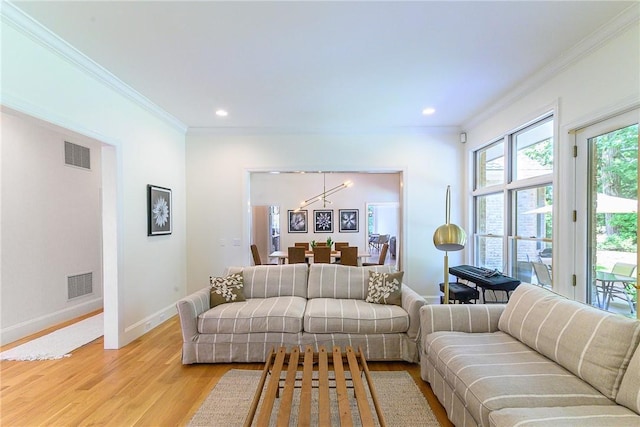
<box><xmin>472</xmin><ymin>113</ymin><xmax>555</xmax><ymax>280</ymax></box>
<box><xmin>573</xmin><ymin>108</ymin><xmax>639</xmax><ymax>304</ymax></box>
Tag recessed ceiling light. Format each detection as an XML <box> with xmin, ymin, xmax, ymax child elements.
<box><xmin>422</xmin><ymin>108</ymin><xmax>436</xmax><ymax>115</ymax></box>
<box><xmin>215</xmin><ymin>109</ymin><xmax>228</xmax><ymax>117</ymax></box>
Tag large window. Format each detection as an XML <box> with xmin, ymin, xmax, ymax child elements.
<box><xmin>473</xmin><ymin>115</ymin><xmax>554</xmax><ymax>286</ymax></box>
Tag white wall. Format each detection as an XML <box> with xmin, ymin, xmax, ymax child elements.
<box><xmin>0</xmin><ymin>15</ymin><xmax>187</xmax><ymax>347</ymax></box>
<box><xmin>463</xmin><ymin>19</ymin><xmax>639</xmax><ymax>300</ymax></box>
<box><xmin>186</xmin><ymin>131</ymin><xmax>463</xmax><ymax>299</ymax></box>
<box><xmin>371</xmin><ymin>204</ymin><xmax>399</xmax><ymax>239</ymax></box>
<box><xmin>1</xmin><ymin>110</ymin><xmax>103</xmax><ymax>343</ymax></box>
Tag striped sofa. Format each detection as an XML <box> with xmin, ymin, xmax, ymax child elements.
<box><xmin>176</xmin><ymin>263</ymin><xmax>425</xmax><ymax>364</ymax></box>
<box><xmin>420</xmin><ymin>283</ymin><xmax>640</xmax><ymax>427</ymax></box>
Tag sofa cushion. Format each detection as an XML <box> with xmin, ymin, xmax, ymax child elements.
<box><xmin>198</xmin><ymin>296</ymin><xmax>306</xmax><ymax>334</ymax></box>
<box><xmin>209</xmin><ymin>272</ymin><xmax>245</xmax><ymax>307</ymax></box>
<box><xmin>617</xmin><ymin>344</ymin><xmax>640</xmax><ymax>413</ymax></box>
<box><xmin>225</xmin><ymin>264</ymin><xmax>308</xmax><ymax>299</ymax></box>
<box><xmin>304</xmin><ymin>298</ymin><xmax>409</xmax><ymax>334</ymax></box>
<box><xmin>307</xmin><ymin>264</ymin><xmax>396</xmax><ymax>299</ymax></box>
<box><xmin>488</xmin><ymin>405</ymin><xmax>640</xmax><ymax>427</ymax></box>
<box><xmin>425</xmin><ymin>331</ymin><xmax>616</xmax><ymax>427</ymax></box>
<box><xmin>366</xmin><ymin>270</ymin><xmax>403</xmax><ymax>305</ymax></box>
<box><xmin>498</xmin><ymin>283</ymin><xmax>640</xmax><ymax>400</ymax></box>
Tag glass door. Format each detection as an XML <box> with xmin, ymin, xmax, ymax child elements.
<box><xmin>577</xmin><ymin>110</ymin><xmax>638</xmax><ymax>318</ymax></box>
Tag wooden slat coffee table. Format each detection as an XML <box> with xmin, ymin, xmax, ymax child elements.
<box><xmin>244</xmin><ymin>345</ymin><xmax>386</xmax><ymax>427</ymax></box>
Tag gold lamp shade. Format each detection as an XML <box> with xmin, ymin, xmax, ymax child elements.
<box><xmin>433</xmin><ymin>223</ymin><xmax>466</xmax><ymax>251</ymax></box>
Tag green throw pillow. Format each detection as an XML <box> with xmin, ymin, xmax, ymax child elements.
<box><xmin>209</xmin><ymin>272</ymin><xmax>246</xmax><ymax>307</ymax></box>
<box><xmin>366</xmin><ymin>271</ymin><xmax>403</xmax><ymax>305</ymax></box>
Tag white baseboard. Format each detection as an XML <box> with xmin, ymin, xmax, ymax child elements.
<box><xmin>122</xmin><ymin>304</ymin><xmax>177</xmax><ymax>346</ymax></box>
<box><xmin>0</xmin><ymin>298</ymin><xmax>103</xmax><ymax>346</ymax></box>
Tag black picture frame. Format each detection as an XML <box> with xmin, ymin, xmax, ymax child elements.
<box><xmin>148</xmin><ymin>185</ymin><xmax>172</xmax><ymax>236</ymax></box>
<box><xmin>288</xmin><ymin>210</ymin><xmax>308</xmax><ymax>233</ymax></box>
<box><xmin>339</xmin><ymin>209</ymin><xmax>359</xmax><ymax>233</ymax></box>
<box><xmin>314</xmin><ymin>209</ymin><xmax>333</xmax><ymax>233</ymax></box>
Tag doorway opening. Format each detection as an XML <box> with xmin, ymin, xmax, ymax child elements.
<box><xmin>366</xmin><ymin>202</ymin><xmax>400</xmax><ymax>268</ymax></box>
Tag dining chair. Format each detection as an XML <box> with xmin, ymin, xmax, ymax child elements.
<box><xmin>332</xmin><ymin>242</ymin><xmax>350</xmax><ymax>263</ymax></box>
<box><xmin>313</xmin><ymin>246</ymin><xmax>331</xmax><ymax>263</ymax></box>
<box><xmin>532</xmin><ymin>262</ymin><xmax>553</xmax><ymax>287</ymax></box>
<box><xmin>339</xmin><ymin>246</ymin><xmax>358</xmax><ymax>266</ymax></box>
<box><xmin>294</xmin><ymin>242</ymin><xmax>309</xmax><ymax>250</ymax></box>
<box><xmin>315</xmin><ymin>242</ymin><xmax>328</xmax><ymax>247</ymax></box>
<box><xmin>368</xmin><ymin>234</ymin><xmax>380</xmax><ymax>251</ymax></box>
<box><xmin>287</xmin><ymin>246</ymin><xmax>307</xmax><ymax>264</ymax></box>
<box><xmin>250</xmin><ymin>244</ymin><xmax>276</xmax><ymax>266</ymax></box>
<box><xmin>377</xmin><ymin>234</ymin><xmax>390</xmax><ymax>250</ymax></box>
<box><xmin>609</xmin><ymin>262</ymin><xmax>637</xmax><ymax>313</ymax></box>
<box><xmin>334</xmin><ymin>242</ymin><xmax>349</xmax><ymax>251</ymax></box>
<box><xmin>363</xmin><ymin>243</ymin><xmax>388</xmax><ymax>266</ymax></box>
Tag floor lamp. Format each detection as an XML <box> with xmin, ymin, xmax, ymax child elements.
<box><xmin>433</xmin><ymin>186</ymin><xmax>467</xmax><ymax>304</ymax></box>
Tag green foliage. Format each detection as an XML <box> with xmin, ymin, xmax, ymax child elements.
<box><xmin>522</xmin><ymin>138</ymin><xmax>553</xmax><ymax>167</ymax></box>
<box><xmin>600</xmin><ymin>234</ymin><xmax>637</xmax><ymax>252</ymax></box>
<box><xmin>594</xmin><ymin>124</ymin><xmax>638</xmax><ymax>249</ymax></box>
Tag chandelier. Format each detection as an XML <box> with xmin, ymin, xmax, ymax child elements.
<box><xmin>294</xmin><ymin>173</ymin><xmax>353</xmax><ymax>212</ymax></box>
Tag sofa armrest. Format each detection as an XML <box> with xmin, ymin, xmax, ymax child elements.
<box><xmin>401</xmin><ymin>284</ymin><xmax>427</xmax><ymax>340</ymax></box>
<box><xmin>175</xmin><ymin>287</ymin><xmax>210</xmax><ymax>342</ymax></box>
<box><xmin>420</xmin><ymin>304</ymin><xmax>505</xmax><ymax>335</ymax></box>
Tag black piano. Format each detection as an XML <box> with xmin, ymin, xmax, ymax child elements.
<box><xmin>449</xmin><ymin>265</ymin><xmax>521</xmax><ymax>302</ymax></box>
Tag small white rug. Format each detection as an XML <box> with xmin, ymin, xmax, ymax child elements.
<box><xmin>0</xmin><ymin>313</ymin><xmax>103</xmax><ymax>361</ymax></box>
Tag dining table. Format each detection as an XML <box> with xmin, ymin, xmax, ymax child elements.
<box><xmin>269</xmin><ymin>250</ymin><xmax>371</xmax><ymax>265</ymax></box>
<box><xmin>595</xmin><ymin>271</ymin><xmax>637</xmax><ymax>311</ymax></box>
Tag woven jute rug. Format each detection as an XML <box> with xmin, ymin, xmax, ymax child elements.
<box><xmin>189</xmin><ymin>368</ymin><xmax>440</xmax><ymax>426</ymax></box>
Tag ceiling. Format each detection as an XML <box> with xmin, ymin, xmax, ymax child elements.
<box><xmin>11</xmin><ymin>1</ymin><xmax>636</xmax><ymax>132</ymax></box>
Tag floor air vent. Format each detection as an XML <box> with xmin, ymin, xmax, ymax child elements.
<box><xmin>68</xmin><ymin>272</ymin><xmax>93</xmax><ymax>300</ymax></box>
<box><xmin>64</xmin><ymin>141</ymin><xmax>91</xmax><ymax>169</ymax></box>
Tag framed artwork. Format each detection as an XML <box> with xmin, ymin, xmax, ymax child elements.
<box><xmin>147</xmin><ymin>185</ymin><xmax>172</xmax><ymax>236</ymax></box>
<box><xmin>339</xmin><ymin>209</ymin><xmax>359</xmax><ymax>233</ymax></box>
<box><xmin>288</xmin><ymin>210</ymin><xmax>308</xmax><ymax>233</ymax></box>
<box><xmin>314</xmin><ymin>210</ymin><xmax>333</xmax><ymax>233</ymax></box>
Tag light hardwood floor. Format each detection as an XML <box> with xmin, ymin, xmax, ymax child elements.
<box><xmin>1</xmin><ymin>313</ymin><xmax>453</xmax><ymax>426</ymax></box>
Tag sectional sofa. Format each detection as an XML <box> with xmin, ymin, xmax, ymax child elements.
<box><xmin>176</xmin><ymin>263</ymin><xmax>425</xmax><ymax>364</ymax></box>
<box><xmin>420</xmin><ymin>283</ymin><xmax>640</xmax><ymax>426</ymax></box>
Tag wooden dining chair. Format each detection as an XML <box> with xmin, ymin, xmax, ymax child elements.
<box><xmin>334</xmin><ymin>242</ymin><xmax>349</xmax><ymax>252</ymax></box>
<box><xmin>331</xmin><ymin>242</ymin><xmax>350</xmax><ymax>264</ymax></box>
<box><xmin>287</xmin><ymin>246</ymin><xmax>307</xmax><ymax>264</ymax></box>
<box><xmin>295</xmin><ymin>242</ymin><xmax>310</xmax><ymax>250</ymax></box>
<box><xmin>250</xmin><ymin>244</ymin><xmax>276</xmax><ymax>266</ymax></box>
<box><xmin>363</xmin><ymin>243</ymin><xmax>388</xmax><ymax>266</ymax></box>
<box><xmin>313</xmin><ymin>246</ymin><xmax>331</xmax><ymax>263</ymax></box>
<box><xmin>339</xmin><ymin>246</ymin><xmax>358</xmax><ymax>266</ymax></box>
<box><xmin>315</xmin><ymin>242</ymin><xmax>328</xmax><ymax>247</ymax></box>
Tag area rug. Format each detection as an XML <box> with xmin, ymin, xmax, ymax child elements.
<box><xmin>189</xmin><ymin>369</ymin><xmax>440</xmax><ymax>427</ymax></box>
<box><xmin>0</xmin><ymin>313</ymin><xmax>103</xmax><ymax>361</ymax></box>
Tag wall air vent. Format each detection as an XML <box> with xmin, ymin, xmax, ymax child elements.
<box><xmin>64</xmin><ymin>141</ymin><xmax>91</xmax><ymax>169</ymax></box>
<box><xmin>67</xmin><ymin>272</ymin><xmax>93</xmax><ymax>300</ymax></box>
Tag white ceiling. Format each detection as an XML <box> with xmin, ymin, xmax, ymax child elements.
<box><xmin>11</xmin><ymin>1</ymin><xmax>636</xmax><ymax>132</ymax></box>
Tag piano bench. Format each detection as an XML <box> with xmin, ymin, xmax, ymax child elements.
<box><xmin>439</xmin><ymin>282</ymin><xmax>480</xmax><ymax>304</ymax></box>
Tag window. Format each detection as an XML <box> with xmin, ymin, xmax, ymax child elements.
<box><xmin>473</xmin><ymin>115</ymin><xmax>554</xmax><ymax>286</ymax></box>
<box><xmin>476</xmin><ymin>141</ymin><xmax>504</xmax><ymax>188</ymax></box>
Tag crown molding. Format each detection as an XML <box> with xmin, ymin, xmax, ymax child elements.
<box><xmin>1</xmin><ymin>1</ymin><xmax>188</xmax><ymax>134</ymax></box>
<box><xmin>464</xmin><ymin>4</ymin><xmax>640</xmax><ymax>130</ymax></box>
